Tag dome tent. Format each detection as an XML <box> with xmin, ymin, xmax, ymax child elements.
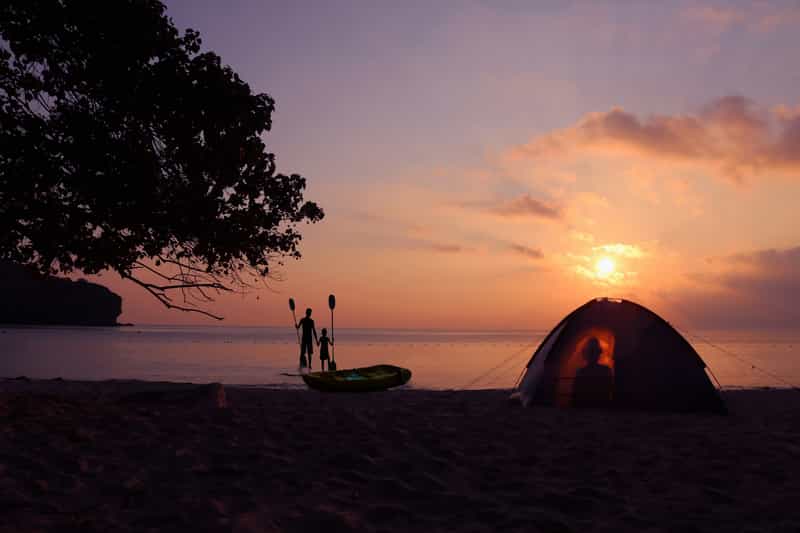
<box><xmin>517</xmin><ymin>298</ymin><xmax>726</xmax><ymax>414</ymax></box>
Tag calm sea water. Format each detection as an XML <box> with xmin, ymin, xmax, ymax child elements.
<box><xmin>1</xmin><ymin>325</ymin><xmax>799</xmax><ymax>390</ymax></box>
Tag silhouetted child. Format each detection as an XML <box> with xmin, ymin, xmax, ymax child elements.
<box><xmin>317</xmin><ymin>328</ymin><xmax>333</xmax><ymax>371</ymax></box>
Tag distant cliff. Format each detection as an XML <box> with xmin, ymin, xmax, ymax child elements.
<box><xmin>0</xmin><ymin>262</ymin><xmax>123</xmax><ymax>326</ymax></box>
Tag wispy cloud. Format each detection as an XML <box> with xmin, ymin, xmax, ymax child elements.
<box><xmin>426</xmin><ymin>242</ymin><xmax>465</xmax><ymax>254</ymax></box>
<box><xmin>573</xmin><ymin>264</ymin><xmax>633</xmax><ymax>286</ymax></box>
<box><xmin>757</xmin><ymin>6</ymin><xmax>800</xmax><ymax>31</ymax></box>
<box><xmin>593</xmin><ymin>243</ymin><xmax>646</xmax><ymax>259</ymax></box>
<box><xmin>486</xmin><ymin>194</ymin><xmax>563</xmax><ymax>220</ymax></box>
<box><xmin>570</xmin><ymin>230</ymin><xmax>596</xmax><ymax>243</ymax></box>
<box><xmin>509</xmin><ymin>243</ymin><xmax>544</xmax><ymax>259</ymax></box>
<box><xmin>682</xmin><ymin>6</ymin><xmax>745</xmax><ymax>31</ymax></box>
<box><xmin>681</xmin><ymin>3</ymin><xmax>800</xmax><ymax>32</ymax></box>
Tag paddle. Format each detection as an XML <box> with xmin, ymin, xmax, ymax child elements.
<box><xmin>328</xmin><ymin>293</ymin><xmax>337</xmax><ymax>371</ymax></box>
<box><xmin>289</xmin><ymin>298</ymin><xmax>306</xmax><ymax>369</ymax></box>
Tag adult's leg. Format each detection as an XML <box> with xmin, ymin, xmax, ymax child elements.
<box><xmin>300</xmin><ymin>341</ymin><xmax>308</xmax><ymax>369</ymax></box>
<box><xmin>304</xmin><ymin>340</ymin><xmax>313</xmax><ymax>370</ymax></box>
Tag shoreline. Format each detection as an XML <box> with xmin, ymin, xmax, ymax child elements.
<box><xmin>3</xmin><ymin>374</ymin><xmax>798</xmax><ymax>392</ymax></box>
<box><xmin>0</xmin><ymin>322</ymin><xmax>132</xmax><ymax>329</ymax></box>
<box><xmin>0</xmin><ymin>323</ymin><xmax>547</xmax><ymax>335</ymax></box>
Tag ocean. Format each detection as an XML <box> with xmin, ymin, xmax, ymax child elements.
<box><xmin>1</xmin><ymin>325</ymin><xmax>798</xmax><ymax>390</ymax></box>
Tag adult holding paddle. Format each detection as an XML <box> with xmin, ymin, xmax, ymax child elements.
<box><xmin>295</xmin><ymin>306</ymin><xmax>318</xmax><ymax>371</ymax></box>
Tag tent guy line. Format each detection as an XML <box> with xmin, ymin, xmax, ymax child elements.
<box><xmin>680</xmin><ymin>328</ymin><xmax>800</xmax><ymax>391</ymax></box>
<box><xmin>459</xmin><ymin>342</ymin><xmax>536</xmax><ymax>391</ymax></box>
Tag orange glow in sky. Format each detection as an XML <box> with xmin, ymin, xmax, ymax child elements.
<box><xmin>80</xmin><ymin>2</ymin><xmax>800</xmax><ymax>331</ymax></box>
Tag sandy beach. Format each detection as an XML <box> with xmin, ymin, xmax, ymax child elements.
<box><xmin>1</xmin><ymin>379</ymin><xmax>799</xmax><ymax>532</ymax></box>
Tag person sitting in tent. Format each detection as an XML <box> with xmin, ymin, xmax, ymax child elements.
<box><xmin>296</xmin><ymin>308</ymin><xmax>317</xmax><ymax>370</ymax></box>
<box><xmin>572</xmin><ymin>337</ymin><xmax>614</xmax><ymax>408</ymax></box>
<box><xmin>317</xmin><ymin>328</ymin><xmax>333</xmax><ymax>371</ymax></box>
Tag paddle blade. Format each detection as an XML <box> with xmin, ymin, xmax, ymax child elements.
<box><xmin>328</xmin><ymin>294</ymin><xmax>336</xmax><ymax>310</ymax></box>
<box><xmin>289</xmin><ymin>298</ymin><xmax>295</xmax><ymax>311</ymax></box>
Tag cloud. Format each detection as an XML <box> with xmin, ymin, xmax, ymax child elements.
<box><xmin>774</xmin><ymin>104</ymin><xmax>800</xmax><ymax>121</ymax></box>
<box><xmin>721</xmin><ymin>247</ymin><xmax>800</xmax><ymax>297</ymax></box>
<box><xmin>514</xmin><ymin>95</ymin><xmax>800</xmax><ymax>183</ymax></box>
<box><xmin>593</xmin><ymin>243</ymin><xmax>646</xmax><ymax>259</ymax></box>
<box><xmin>509</xmin><ymin>243</ymin><xmax>544</xmax><ymax>259</ymax></box>
<box><xmin>663</xmin><ymin>245</ymin><xmax>800</xmax><ymax>328</ymax></box>
<box><xmin>573</xmin><ymin>264</ymin><xmax>632</xmax><ymax>286</ymax></box>
<box><xmin>757</xmin><ymin>7</ymin><xmax>800</xmax><ymax>31</ymax></box>
<box><xmin>487</xmin><ymin>193</ymin><xmax>563</xmax><ymax>220</ymax></box>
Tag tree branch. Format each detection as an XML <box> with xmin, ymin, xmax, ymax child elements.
<box><xmin>121</xmin><ymin>272</ymin><xmax>226</xmax><ymax>320</ymax></box>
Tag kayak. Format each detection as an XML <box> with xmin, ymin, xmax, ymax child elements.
<box><xmin>302</xmin><ymin>364</ymin><xmax>412</xmax><ymax>392</ymax></box>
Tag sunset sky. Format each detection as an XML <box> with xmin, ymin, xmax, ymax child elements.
<box><xmin>95</xmin><ymin>0</ymin><xmax>800</xmax><ymax>330</ymax></box>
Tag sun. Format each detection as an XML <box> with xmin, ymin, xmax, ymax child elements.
<box><xmin>595</xmin><ymin>257</ymin><xmax>616</xmax><ymax>278</ymax></box>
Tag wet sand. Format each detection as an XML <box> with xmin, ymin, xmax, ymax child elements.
<box><xmin>1</xmin><ymin>378</ymin><xmax>799</xmax><ymax>532</ymax></box>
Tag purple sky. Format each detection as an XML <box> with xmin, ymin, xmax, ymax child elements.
<box><xmin>102</xmin><ymin>1</ymin><xmax>800</xmax><ymax>329</ymax></box>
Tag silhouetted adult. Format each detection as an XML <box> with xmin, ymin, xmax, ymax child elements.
<box><xmin>572</xmin><ymin>337</ymin><xmax>614</xmax><ymax>408</ymax></box>
<box><xmin>296</xmin><ymin>308</ymin><xmax>317</xmax><ymax>370</ymax></box>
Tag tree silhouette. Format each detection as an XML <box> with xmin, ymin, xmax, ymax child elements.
<box><xmin>0</xmin><ymin>0</ymin><xmax>323</xmax><ymax>319</ymax></box>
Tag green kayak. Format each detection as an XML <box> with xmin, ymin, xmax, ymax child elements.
<box><xmin>302</xmin><ymin>364</ymin><xmax>412</xmax><ymax>392</ymax></box>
